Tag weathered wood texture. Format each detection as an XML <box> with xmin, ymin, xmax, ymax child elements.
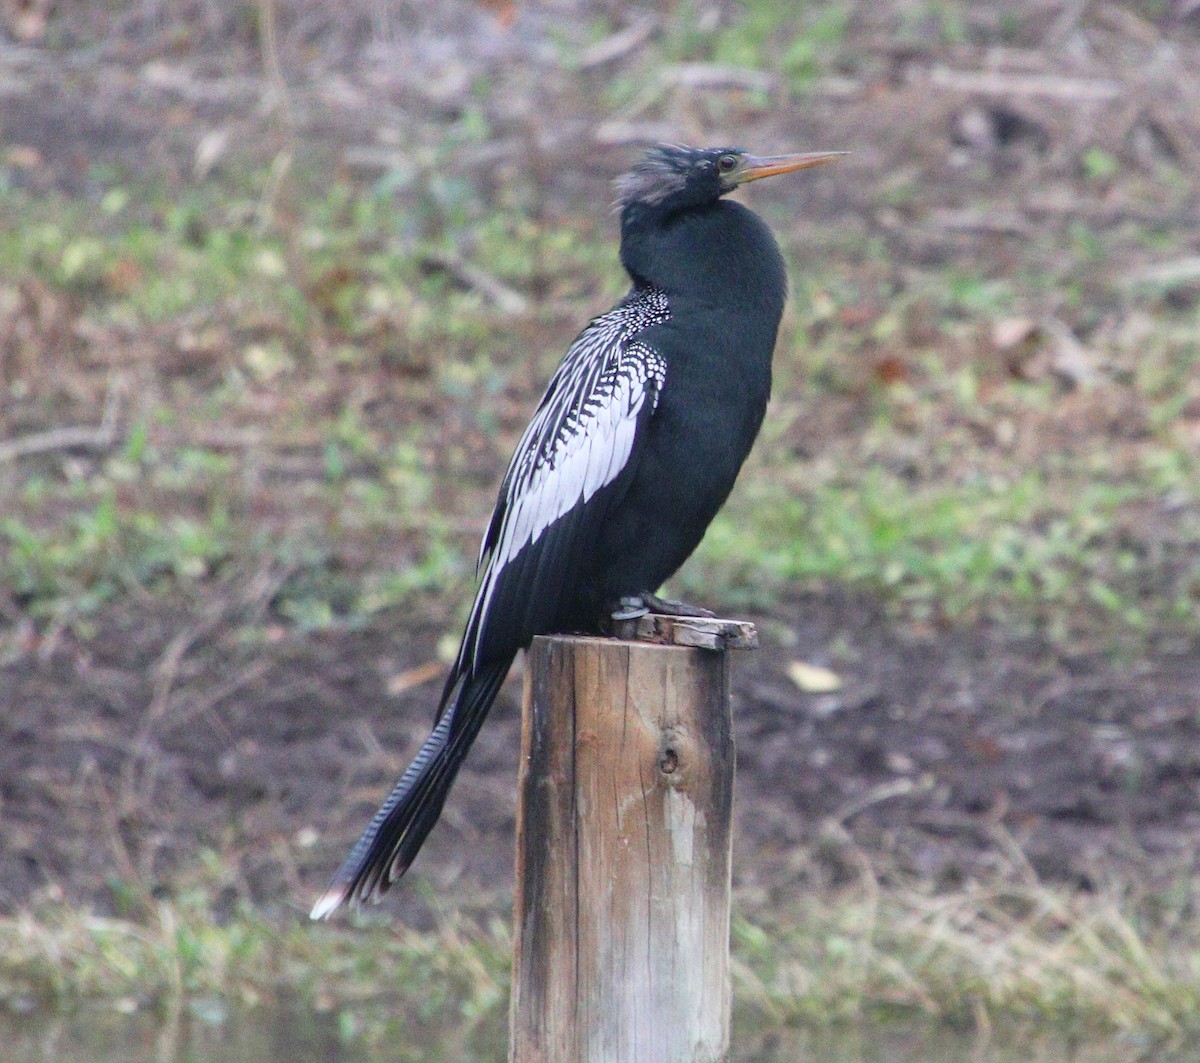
<box><xmin>610</xmin><ymin>614</ymin><xmax>758</xmax><ymax>651</ymax></box>
<box><xmin>510</xmin><ymin>631</ymin><xmax>742</xmax><ymax>1063</ymax></box>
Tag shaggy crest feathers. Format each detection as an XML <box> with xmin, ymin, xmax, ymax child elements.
<box><xmin>614</xmin><ymin>143</ymin><xmax>718</xmax><ymax>209</ymax></box>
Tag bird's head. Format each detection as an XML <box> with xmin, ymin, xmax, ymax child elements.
<box><xmin>615</xmin><ymin>143</ymin><xmax>845</xmax><ymax>220</ymax></box>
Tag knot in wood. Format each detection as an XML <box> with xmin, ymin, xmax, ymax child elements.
<box><xmin>656</xmin><ymin>727</ymin><xmax>691</xmax><ymax>783</ymax></box>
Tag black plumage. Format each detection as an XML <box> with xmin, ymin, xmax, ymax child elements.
<box><xmin>311</xmin><ymin>143</ymin><xmax>842</xmax><ymax>918</ymax></box>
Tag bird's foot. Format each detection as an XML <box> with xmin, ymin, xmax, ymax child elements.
<box><xmin>642</xmin><ymin>593</ymin><xmax>715</xmax><ymax>619</ymax></box>
<box><xmin>609</xmin><ymin>596</ymin><xmax>650</xmax><ymax>622</ymax></box>
<box><xmin>607</xmin><ymin>593</ymin><xmax>716</xmax><ymax>628</ymax></box>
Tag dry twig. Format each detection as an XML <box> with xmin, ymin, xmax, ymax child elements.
<box><xmin>661</xmin><ymin>63</ymin><xmax>777</xmax><ymax>93</ymax></box>
<box><xmin>419</xmin><ymin>250</ymin><xmax>530</xmax><ymax>315</ymax></box>
<box><xmin>0</xmin><ymin>375</ymin><xmax>123</xmax><ymax>463</ymax></box>
<box><xmin>1127</xmin><ymin>257</ymin><xmax>1200</xmax><ymax>287</ymax></box>
<box><xmin>578</xmin><ymin>16</ymin><xmax>657</xmax><ymax>70</ymax></box>
<box><xmin>929</xmin><ymin>67</ymin><xmax>1122</xmax><ymax>102</ymax></box>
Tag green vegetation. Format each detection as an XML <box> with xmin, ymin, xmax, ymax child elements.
<box><xmin>3</xmin><ymin>163</ymin><xmax>1197</xmax><ymax>650</ymax></box>
<box><xmin>0</xmin><ymin>890</ymin><xmax>510</xmax><ymax>1060</ymax></box>
<box><xmin>2</xmin><ymin>870</ymin><xmax>1199</xmax><ymax>1055</ymax></box>
<box><xmin>701</xmin><ymin>2</ymin><xmax>852</xmax><ymax>91</ymax></box>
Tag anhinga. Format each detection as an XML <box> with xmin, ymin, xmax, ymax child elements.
<box><xmin>311</xmin><ymin>143</ymin><xmax>843</xmax><ymax>919</ymax></box>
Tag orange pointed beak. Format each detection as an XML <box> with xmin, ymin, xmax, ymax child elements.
<box><xmin>736</xmin><ymin>151</ymin><xmax>848</xmax><ymax>184</ymax></box>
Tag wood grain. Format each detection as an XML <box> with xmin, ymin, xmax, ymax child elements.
<box><xmin>510</xmin><ymin>634</ymin><xmax>736</xmax><ymax>1063</ymax></box>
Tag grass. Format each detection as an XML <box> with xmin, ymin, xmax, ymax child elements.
<box><xmin>2</xmin><ymin>871</ymin><xmax>1199</xmax><ymax>1057</ymax></box>
<box><xmin>734</xmin><ymin>881</ymin><xmax>1200</xmax><ymax>1034</ymax></box>
<box><xmin>677</xmin><ymin>287</ymin><xmax>1200</xmax><ymax>638</ymax></box>
<box><xmin>3</xmin><ymin>162</ymin><xmax>1198</xmax><ymax>650</ymax></box>
<box><xmin>686</xmin><ymin>461</ymin><xmax>1195</xmax><ymax>636</ymax></box>
<box><xmin>0</xmin><ymin>894</ymin><xmax>511</xmax><ymax>1061</ymax></box>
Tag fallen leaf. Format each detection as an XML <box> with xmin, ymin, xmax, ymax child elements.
<box><xmin>873</xmin><ymin>355</ymin><xmax>908</xmax><ymax>384</ymax></box>
<box><xmin>787</xmin><ymin>661</ymin><xmax>844</xmax><ymax>693</ymax></box>
<box><xmin>387</xmin><ymin>660</ymin><xmax>444</xmax><ymax>696</ymax></box>
<box><xmin>991</xmin><ymin>316</ymin><xmax>1039</xmax><ymax>351</ymax></box>
<box><xmin>1045</xmin><ymin>319</ymin><xmax>1098</xmax><ymax>387</ymax></box>
<box><xmin>6</xmin><ymin>144</ymin><xmax>43</xmax><ymax>169</ymax></box>
<box><xmin>193</xmin><ymin>127</ymin><xmax>230</xmax><ymax>181</ymax></box>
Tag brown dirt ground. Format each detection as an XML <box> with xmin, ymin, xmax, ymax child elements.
<box><xmin>3</xmin><ymin>1</ymin><xmax>1200</xmax><ymax>924</ymax></box>
<box><xmin>3</xmin><ymin>585</ymin><xmax>1200</xmax><ymax>924</ymax></box>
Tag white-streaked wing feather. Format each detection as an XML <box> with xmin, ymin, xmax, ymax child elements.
<box><xmin>469</xmin><ymin>342</ymin><xmax>665</xmax><ymax>663</ymax></box>
<box><xmin>476</xmin><ymin>289</ymin><xmax>669</xmax><ymax>573</ymax></box>
<box><xmin>456</xmin><ymin>288</ymin><xmax>670</xmax><ymax>679</ymax></box>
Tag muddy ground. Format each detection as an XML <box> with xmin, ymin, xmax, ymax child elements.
<box><xmin>2</xmin><ymin>0</ymin><xmax>1200</xmax><ymax>924</ymax></box>
<box><xmin>7</xmin><ymin>583</ymin><xmax>1200</xmax><ymax>931</ymax></box>
<box><xmin>4</xmin><ymin>585</ymin><xmax>1200</xmax><ymax>925</ymax></box>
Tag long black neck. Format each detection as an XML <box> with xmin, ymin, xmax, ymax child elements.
<box><xmin>619</xmin><ymin>198</ymin><xmax>787</xmax><ymax>342</ymax></box>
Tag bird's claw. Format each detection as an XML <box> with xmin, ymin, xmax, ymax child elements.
<box><xmin>608</xmin><ymin>593</ymin><xmax>715</xmax><ymax>624</ymax></box>
<box><xmin>610</xmin><ymin>596</ymin><xmax>650</xmax><ymax>622</ymax></box>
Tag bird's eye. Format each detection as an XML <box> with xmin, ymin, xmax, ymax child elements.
<box><xmin>717</xmin><ymin>154</ymin><xmax>739</xmax><ymax>173</ymax></box>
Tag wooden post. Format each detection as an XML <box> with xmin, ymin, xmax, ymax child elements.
<box><xmin>509</xmin><ymin>617</ymin><xmax>756</xmax><ymax>1063</ymax></box>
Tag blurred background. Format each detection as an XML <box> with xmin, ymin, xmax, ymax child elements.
<box><xmin>1</xmin><ymin>0</ymin><xmax>1199</xmax><ymax>1058</ymax></box>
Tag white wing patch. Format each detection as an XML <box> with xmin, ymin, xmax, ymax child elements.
<box><xmin>491</xmin><ymin>348</ymin><xmax>662</xmax><ymax>573</ymax></box>
<box><xmin>468</xmin><ymin>342</ymin><xmax>665</xmax><ymax>663</ymax></box>
<box><xmin>456</xmin><ymin>288</ymin><xmax>670</xmax><ymax>674</ymax></box>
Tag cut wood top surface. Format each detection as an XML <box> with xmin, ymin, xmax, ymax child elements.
<box><xmin>606</xmin><ymin>614</ymin><xmax>758</xmax><ymax>651</ymax></box>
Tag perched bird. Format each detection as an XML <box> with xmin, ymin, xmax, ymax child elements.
<box><xmin>311</xmin><ymin>143</ymin><xmax>843</xmax><ymax>919</ymax></box>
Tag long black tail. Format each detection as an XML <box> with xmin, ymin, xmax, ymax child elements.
<box><xmin>310</xmin><ymin>658</ymin><xmax>512</xmax><ymax>919</ymax></box>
